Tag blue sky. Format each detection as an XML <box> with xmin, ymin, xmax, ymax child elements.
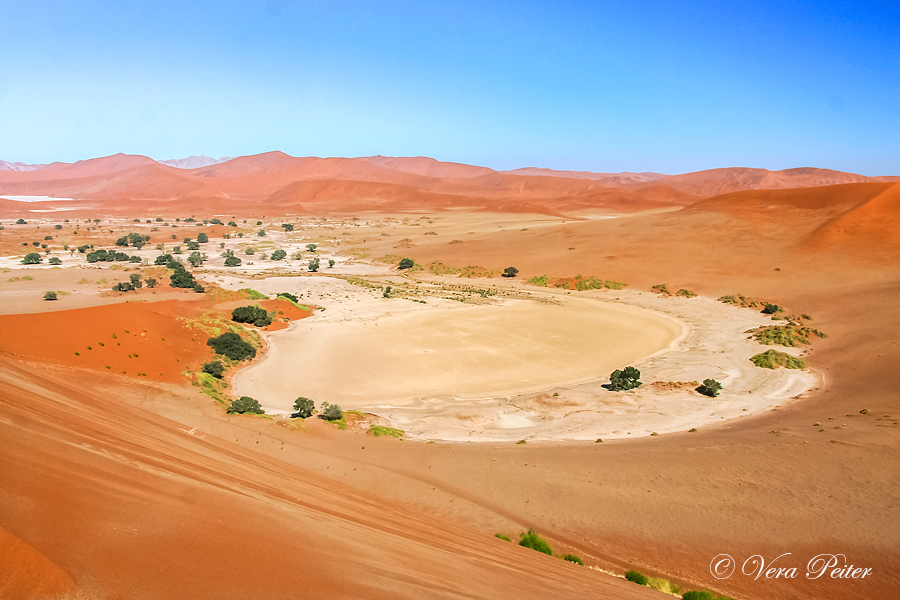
<box><xmin>0</xmin><ymin>0</ymin><xmax>897</xmax><ymax>174</ymax></box>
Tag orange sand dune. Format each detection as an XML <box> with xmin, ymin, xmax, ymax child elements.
<box><xmin>0</xmin><ymin>299</ymin><xmax>214</xmax><ymax>383</ymax></box>
<box><xmin>685</xmin><ymin>181</ymin><xmax>896</xmax><ymax>213</ymax></box>
<box><xmin>804</xmin><ymin>182</ymin><xmax>900</xmax><ymax>252</ymax></box>
<box><xmin>363</xmin><ymin>155</ymin><xmax>496</xmax><ymax>178</ymax></box>
<box><xmin>0</xmin><ymin>357</ymin><xmax>662</xmax><ymax>600</ymax></box>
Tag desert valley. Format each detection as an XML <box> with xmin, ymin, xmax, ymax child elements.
<box><xmin>0</xmin><ymin>152</ymin><xmax>897</xmax><ymax>599</ymax></box>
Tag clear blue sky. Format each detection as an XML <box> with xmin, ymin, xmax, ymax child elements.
<box><xmin>1</xmin><ymin>0</ymin><xmax>897</xmax><ymax>175</ymax></box>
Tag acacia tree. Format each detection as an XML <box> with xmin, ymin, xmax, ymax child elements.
<box><xmin>293</xmin><ymin>397</ymin><xmax>315</xmax><ymax>418</ymax></box>
<box><xmin>502</xmin><ymin>266</ymin><xmax>519</xmax><ymax>278</ymax></box>
<box><xmin>22</xmin><ymin>253</ymin><xmax>42</xmax><ymax>264</ymax></box>
<box><xmin>609</xmin><ymin>366</ymin><xmax>641</xmax><ymax>391</ymax></box>
<box><xmin>697</xmin><ymin>379</ymin><xmax>723</xmax><ymax>397</ymax></box>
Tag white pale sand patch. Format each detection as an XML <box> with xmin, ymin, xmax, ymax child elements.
<box><xmin>225</xmin><ymin>275</ymin><xmax>817</xmax><ymax>442</ymax></box>
<box><xmin>0</xmin><ymin>195</ymin><xmax>80</xmax><ymax>202</ymax></box>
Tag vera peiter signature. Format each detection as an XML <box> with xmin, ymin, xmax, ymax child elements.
<box><xmin>709</xmin><ymin>553</ymin><xmax>873</xmax><ymax>581</ymax></box>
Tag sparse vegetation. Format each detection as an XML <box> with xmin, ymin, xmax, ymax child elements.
<box><xmin>562</xmin><ymin>554</ymin><xmax>583</xmax><ymax>565</ymax></box>
<box><xmin>609</xmin><ymin>366</ymin><xmax>641</xmax><ymax>391</ymax></box>
<box><xmin>749</xmin><ymin>323</ymin><xmax>826</xmax><ymax>347</ymax></box>
<box><xmin>494</xmin><ymin>534</ymin><xmax>511</xmax><ymax>542</ymax></box>
<box><xmin>750</xmin><ymin>349</ymin><xmax>806</xmax><ymax>369</ymax></box>
<box><xmin>369</xmin><ymin>426</ymin><xmax>404</xmax><ymax>438</ymax></box>
<box><xmin>647</xmin><ymin>578</ymin><xmax>681</xmax><ymax>595</ymax></box>
<box><xmin>518</xmin><ymin>529</ymin><xmax>552</xmax><ymax>556</ymax></box>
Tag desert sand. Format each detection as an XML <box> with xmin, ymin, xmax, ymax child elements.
<box><xmin>1</xmin><ymin>154</ymin><xmax>898</xmax><ymax>600</ymax></box>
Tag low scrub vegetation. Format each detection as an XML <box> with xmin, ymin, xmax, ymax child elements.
<box><xmin>518</xmin><ymin>529</ymin><xmax>552</xmax><ymax>556</ymax></box>
<box><xmin>562</xmin><ymin>554</ymin><xmax>583</xmax><ymax>565</ymax></box>
<box><xmin>647</xmin><ymin>577</ymin><xmax>680</xmax><ymax>594</ymax></box>
<box><xmin>369</xmin><ymin>426</ymin><xmax>404</xmax><ymax>438</ymax></box>
<box><xmin>494</xmin><ymin>534</ymin><xmax>510</xmax><ymax>541</ymax></box>
<box><xmin>202</xmin><ymin>361</ymin><xmax>225</xmax><ymax>379</ymax></box>
<box><xmin>624</xmin><ymin>570</ymin><xmax>648</xmax><ymax>585</ymax></box>
<box><xmin>750</xmin><ymin>349</ymin><xmax>806</xmax><ymax>369</ymax></box>
<box><xmin>749</xmin><ymin>323</ymin><xmax>826</xmax><ymax>347</ymax></box>
<box><xmin>681</xmin><ymin>591</ymin><xmax>735</xmax><ymax>600</ymax></box>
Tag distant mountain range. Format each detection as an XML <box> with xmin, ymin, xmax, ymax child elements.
<box><xmin>0</xmin><ymin>152</ymin><xmax>896</xmax><ymax>217</ymax></box>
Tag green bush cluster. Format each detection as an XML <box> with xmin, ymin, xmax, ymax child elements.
<box><xmin>227</xmin><ymin>396</ymin><xmax>264</xmax><ymax>415</ymax></box>
<box><xmin>115</xmin><ymin>232</ymin><xmax>150</xmax><ymax>248</ymax></box>
<box><xmin>321</xmin><ymin>401</ymin><xmax>343</xmax><ymax>421</ymax></box>
<box><xmin>22</xmin><ymin>253</ymin><xmax>42</xmax><ymax>264</ymax></box>
<box><xmin>293</xmin><ymin>397</ymin><xmax>315</xmax><ymax>418</ymax></box>
<box><xmin>169</xmin><ymin>261</ymin><xmax>203</xmax><ymax>292</ymax></box>
<box><xmin>202</xmin><ymin>361</ymin><xmax>225</xmax><ymax>379</ymax></box>
<box><xmin>562</xmin><ymin>554</ymin><xmax>583</xmax><ymax>565</ymax></box>
<box><xmin>518</xmin><ymin>529</ymin><xmax>552</xmax><ymax>556</ymax></box>
<box><xmin>277</xmin><ymin>292</ymin><xmax>298</xmax><ymax>303</ymax></box>
<box><xmin>370</xmin><ymin>426</ymin><xmax>404</xmax><ymax>438</ymax></box>
<box><xmin>625</xmin><ymin>570</ymin><xmax>648</xmax><ymax>585</ymax></box>
<box><xmin>750</xmin><ymin>324</ymin><xmax>827</xmax><ymax>347</ymax></box>
<box><xmin>232</xmin><ymin>305</ymin><xmax>272</xmax><ymax>327</ymax></box>
<box><xmin>87</xmin><ymin>249</ymin><xmax>132</xmax><ymax>262</ymax></box>
<box><xmin>207</xmin><ymin>332</ymin><xmax>256</xmax><ymax>362</ymax></box>
<box><xmin>697</xmin><ymin>378</ymin><xmax>723</xmax><ymax>397</ymax></box>
<box><xmin>750</xmin><ymin>349</ymin><xmax>806</xmax><ymax>369</ymax></box>
<box><xmin>609</xmin><ymin>366</ymin><xmax>641</xmax><ymax>391</ymax></box>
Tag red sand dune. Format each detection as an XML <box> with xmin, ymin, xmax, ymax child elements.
<box><xmin>3</xmin><ymin>152</ymin><xmax>894</xmax><ymax>219</ymax></box>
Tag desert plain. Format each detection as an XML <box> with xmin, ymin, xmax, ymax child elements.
<box><xmin>0</xmin><ymin>153</ymin><xmax>898</xmax><ymax>600</ymax></box>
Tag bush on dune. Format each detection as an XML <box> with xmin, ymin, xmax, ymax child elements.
<box><xmin>518</xmin><ymin>529</ymin><xmax>552</xmax><ymax>556</ymax></box>
<box><xmin>750</xmin><ymin>349</ymin><xmax>806</xmax><ymax>369</ymax></box>
<box><xmin>227</xmin><ymin>396</ymin><xmax>264</xmax><ymax>415</ymax></box>
<box><xmin>207</xmin><ymin>332</ymin><xmax>256</xmax><ymax>362</ymax></box>
<box><xmin>231</xmin><ymin>305</ymin><xmax>272</xmax><ymax>327</ymax></box>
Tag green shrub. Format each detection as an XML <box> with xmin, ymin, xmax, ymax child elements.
<box><xmin>202</xmin><ymin>361</ymin><xmax>225</xmax><ymax>379</ymax></box>
<box><xmin>227</xmin><ymin>396</ymin><xmax>264</xmax><ymax>415</ymax></box>
<box><xmin>528</xmin><ymin>275</ymin><xmax>549</xmax><ymax>286</ymax></box>
<box><xmin>609</xmin><ymin>366</ymin><xmax>641</xmax><ymax>391</ymax></box>
<box><xmin>43</xmin><ymin>291</ymin><xmax>57</xmax><ymax>301</ymax></box>
<box><xmin>697</xmin><ymin>378</ymin><xmax>723</xmax><ymax>397</ymax></box>
<box><xmin>647</xmin><ymin>577</ymin><xmax>680</xmax><ymax>594</ymax></box>
<box><xmin>370</xmin><ymin>426</ymin><xmax>404</xmax><ymax>438</ymax></box>
<box><xmin>562</xmin><ymin>554</ymin><xmax>583</xmax><ymax>565</ymax></box>
<box><xmin>49</xmin><ymin>257</ymin><xmax>62</xmax><ymax>265</ymax></box>
<box><xmin>224</xmin><ymin>255</ymin><xmax>242</xmax><ymax>267</ymax></box>
<box><xmin>207</xmin><ymin>332</ymin><xmax>256</xmax><ymax>361</ymax></box>
<box><xmin>502</xmin><ymin>266</ymin><xmax>519</xmax><ymax>278</ymax></box>
<box><xmin>761</xmin><ymin>303</ymin><xmax>781</xmax><ymax>314</ymax></box>
<box><xmin>398</xmin><ymin>257</ymin><xmax>415</xmax><ymax>269</ymax></box>
<box><xmin>321</xmin><ymin>401</ymin><xmax>343</xmax><ymax>421</ymax></box>
<box><xmin>682</xmin><ymin>592</ymin><xmax>734</xmax><ymax>600</ymax></box>
<box><xmin>308</xmin><ymin>257</ymin><xmax>320</xmax><ymax>272</ymax></box>
<box><xmin>270</xmin><ymin>249</ymin><xmax>287</xmax><ymax>260</ymax></box>
<box><xmin>232</xmin><ymin>305</ymin><xmax>272</xmax><ymax>327</ymax></box>
<box><xmin>750</xmin><ymin>324</ymin><xmax>826</xmax><ymax>347</ymax></box>
<box><xmin>676</xmin><ymin>288</ymin><xmax>696</xmax><ymax>298</ymax></box>
<box><xmin>518</xmin><ymin>529</ymin><xmax>552</xmax><ymax>556</ymax></box>
<box><xmin>625</xmin><ymin>570</ymin><xmax>648</xmax><ymax>585</ymax></box>
<box><xmin>277</xmin><ymin>292</ymin><xmax>299</xmax><ymax>303</ymax></box>
<box><xmin>197</xmin><ymin>233</ymin><xmax>208</xmax><ymax>243</ymax></box>
<box><xmin>750</xmin><ymin>349</ymin><xmax>806</xmax><ymax>369</ymax></box>
<box><xmin>293</xmin><ymin>397</ymin><xmax>315</xmax><ymax>418</ymax></box>
<box><xmin>651</xmin><ymin>283</ymin><xmax>670</xmax><ymax>295</ymax></box>
<box><xmin>494</xmin><ymin>534</ymin><xmax>511</xmax><ymax>542</ymax></box>
<box><xmin>239</xmin><ymin>288</ymin><xmax>268</xmax><ymax>300</ymax></box>
<box><xmin>22</xmin><ymin>252</ymin><xmax>42</xmax><ymax>264</ymax></box>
